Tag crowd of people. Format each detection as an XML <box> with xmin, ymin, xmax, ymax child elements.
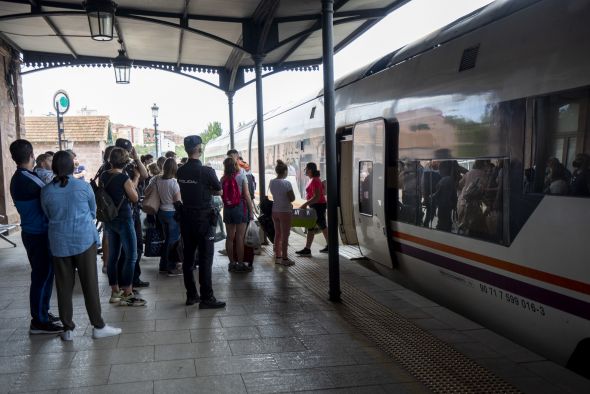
<box><xmin>9</xmin><ymin>135</ymin><xmax>330</xmax><ymax>341</ymax></box>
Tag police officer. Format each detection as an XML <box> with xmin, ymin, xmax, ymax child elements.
<box><xmin>177</xmin><ymin>135</ymin><xmax>226</xmax><ymax>308</ymax></box>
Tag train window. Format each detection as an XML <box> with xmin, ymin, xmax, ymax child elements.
<box><xmin>359</xmin><ymin>161</ymin><xmax>373</xmax><ymax>216</ymax></box>
<box><xmin>524</xmin><ymin>88</ymin><xmax>590</xmax><ymax>197</ymax></box>
<box><xmin>398</xmin><ymin>158</ymin><xmax>507</xmax><ymax>244</ymax></box>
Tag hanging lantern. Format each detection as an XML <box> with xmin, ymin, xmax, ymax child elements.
<box><xmin>84</xmin><ymin>0</ymin><xmax>117</xmax><ymax>41</ymax></box>
<box><xmin>112</xmin><ymin>49</ymin><xmax>132</xmax><ymax>84</ymax></box>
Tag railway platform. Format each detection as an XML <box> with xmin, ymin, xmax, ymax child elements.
<box><xmin>0</xmin><ymin>233</ymin><xmax>588</xmax><ymax>394</ymax></box>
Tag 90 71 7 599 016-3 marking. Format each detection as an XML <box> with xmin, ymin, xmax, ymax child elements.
<box><xmin>479</xmin><ymin>283</ymin><xmax>546</xmax><ymax>317</ymax></box>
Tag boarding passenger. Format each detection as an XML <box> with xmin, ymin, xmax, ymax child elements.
<box><xmin>100</xmin><ymin>147</ymin><xmax>147</xmax><ymax>306</ymax></box>
<box><xmin>177</xmin><ymin>135</ymin><xmax>226</xmax><ymax>308</ymax></box>
<box><xmin>34</xmin><ymin>153</ymin><xmax>54</xmax><ymax>184</ymax></box>
<box><xmin>221</xmin><ymin>157</ymin><xmax>255</xmax><ymax>272</ymax></box>
<box><xmin>41</xmin><ymin>151</ymin><xmax>122</xmax><ymax>340</ymax></box>
<box><xmin>9</xmin><ymin>139</ymin><xmax>62</xmax><ymax>334</ymax></box>
<box><xmin>269</xmin><ymin>160</ymin><xmax>296</xmax><ymax>266</ymax></box>
<box><xmin>296</xmin><ymin>162</ymin><xmax>329</xmax><ymax>256</ymax></box>
<box><xmin>165</xmin><ymin>151</ymin><xmax>177</xmax><ymax>160</ymax></box>
<box><xmin>154</xmin><ymin>158</ymin><xmax>182</xmax><ymax>276</ymax></box>
<box><xmin>570</xmin><ymin>153</ymin><xmax>590</xmax><ymax>196</ymax></box>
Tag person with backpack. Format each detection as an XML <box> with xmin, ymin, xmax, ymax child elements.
<box><xmin>221</xmin><ymin>157</ymin><xmax>255</xmax><ymax>272</ymax></box>
<box><xmin>99</xmin><ymin>147</ymin><xmax>147</xmax><ymax>307</ymax></box>
<box><xmin>176</xmin><ymin>135</ymin><xmax>226</xmax><ymax>308</ymax></box>
<box><xmin>41</xmin><ymin>151</ymin><xmax>122</xmax><ymax>341</ymax></box>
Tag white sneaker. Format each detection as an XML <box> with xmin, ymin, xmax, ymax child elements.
<box><xmin>92</xmin><ymin>324</ymin><xmax>122</xmax><ymax>339</ymax></box>
<box><xmin>60</xmin><ymin>330</ymin><xmax>73</xmax><ymax>341</ymax></box>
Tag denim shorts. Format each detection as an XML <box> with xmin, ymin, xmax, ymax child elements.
<box><xmin>223</xmin><ymin>200</ymin><xmax>248</xmax><ymax>224</ymax></box>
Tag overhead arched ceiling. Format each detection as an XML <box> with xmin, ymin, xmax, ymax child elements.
<box><xmin>0</xmin><ymin>0</ymin><xmax>410</xmax><ymax>91</ymax></box>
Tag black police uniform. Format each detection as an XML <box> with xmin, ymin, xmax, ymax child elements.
<box><xmin>176</xmin><ymin>158</ymin><xmax>221</xmax><ymax>302</ymax></box>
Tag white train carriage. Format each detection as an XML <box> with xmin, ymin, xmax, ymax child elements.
<box><xmin>206</xmin><ymin>0</ymin><xmax>590</xmax><ymax>376</ymax></box>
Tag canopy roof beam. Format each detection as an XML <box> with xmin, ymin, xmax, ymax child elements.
<box><xmin>29</xmin><ymin>0</ymin><xmax>77</xmax><ymax>59</ymax></box>
<box><xmin>176</xmin><ymin>0</ymin><xmax>190</xmax><ymax>68</ymax></box>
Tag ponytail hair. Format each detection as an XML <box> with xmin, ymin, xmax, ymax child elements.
<box><xmin>306</xmin><ymin>162</ymin><xmax>320</xmax><ymax>178</ymax></box>
<box><xmin>51</xmin><ymin>151</ymin><xmax>75</xmax><ymax>188</ymax></box>
<box><xmin>275</xmin><ymin>160</ymin><xmax>288</xmax><ymax>176</ymax></box>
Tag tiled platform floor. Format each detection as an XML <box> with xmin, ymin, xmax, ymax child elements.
<box><xmin>0</xmin><ymin>233</ymin><xmax>589</xmax><ymax>393</ymax></box>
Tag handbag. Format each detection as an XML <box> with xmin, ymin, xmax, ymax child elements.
<box><xmin>142</xmin><ymin>177</ymin><xmax>160</xmax><ymax>215</ymax></box>
<box><xmin>244</xmin><ymin>220</ymin><xmax>261</xmax><ymax>248</ymax></box>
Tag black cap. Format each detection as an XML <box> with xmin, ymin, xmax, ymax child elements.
<box><xmin>115</xmin><ymin>138</ymin><xmax>133</xmax><ymax>152</ymax></box>
<box><xmin>184</xmin><ymin>135</ymin><xmax>202</xmax><ymax>151</ymax></box>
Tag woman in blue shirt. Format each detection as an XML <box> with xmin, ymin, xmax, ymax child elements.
<box><xmin>41</xmin><ymin>151</ymin><xmax>122</xmax><ymax>341</ymax></box>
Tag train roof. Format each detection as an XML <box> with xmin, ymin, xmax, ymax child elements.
<box><xmin>333</xmin><ymin>0</ymin><xmax>542</xmax><ymax>90</ymax></box>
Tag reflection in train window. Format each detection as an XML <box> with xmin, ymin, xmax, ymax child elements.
<box><xmin>397</xmin><ymin>157</ymin><xmax>507</xmax><ymax>244</ymax></box>
<box><xmin>524</xmin><ymin>87</ymin><xmax>590</xmax><ymax>197</ymax></box>
<box><xmin>359</xmin><ymin>161</ymin><xmax>373</xmax><ymax>216</ymax></box>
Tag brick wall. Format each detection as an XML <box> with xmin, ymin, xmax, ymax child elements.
<box><xmin>32</xmin><ymin>141</ymin><xmax>105</xmax><ymax>181</ymax></box>
<box><xmin>0</xmin><ymin>41</ymin><xmax>25</xmax><ymax>225</ymax></box>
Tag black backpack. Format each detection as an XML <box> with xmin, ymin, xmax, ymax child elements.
<box><xmin>92</xmin><ymin>173</ymin><xmax>125</xmax><ymax>223</ymax></box>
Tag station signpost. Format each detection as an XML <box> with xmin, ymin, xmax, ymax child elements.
<box><xmin>53</xmin><ymin>90</ymin><xmax>70</xmax><ymax>150</ymax></box>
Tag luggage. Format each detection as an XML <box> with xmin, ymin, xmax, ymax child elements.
<box><xmin>144</xmin><ymin>225</ymin><xmax>164</xmax><ymax>257</ymax></box>
<box><xmin>232</xmin><ymin>238</ymin><xmax>254</xmax><ymax>264</ymax></box>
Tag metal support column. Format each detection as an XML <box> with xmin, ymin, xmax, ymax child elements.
<box><xmin>254</xmin><ymin>55</ymin><xmax>266</xmax><ymax>199</ymax></box>
<box><xmin>322</xmin><ymin>0</ymin><xmax>341</xmax><ymax>302</ymax></box>
<box><xmin>227</xmin><ymin>91</ymin><xmax>235</xmax><ymax>149</ymax></box>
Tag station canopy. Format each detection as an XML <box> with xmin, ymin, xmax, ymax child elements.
<box><xmin>0</xmin><ymin>0</ymin><xmax>410</xmax><ymax>91</ymax></box>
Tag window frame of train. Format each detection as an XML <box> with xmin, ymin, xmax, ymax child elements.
<box><xmin>524</xmin><ymin>86</ymin><xmax>590</xmax><ymax>197</ymax></box>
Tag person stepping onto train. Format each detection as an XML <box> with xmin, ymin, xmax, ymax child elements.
<box><xmin>296</xmin><ymin>162</ymin><xmax>328</xmax><ymax>256</ymax></box>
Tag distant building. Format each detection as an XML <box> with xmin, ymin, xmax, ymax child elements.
<box><xmin>159</xmin><ymin>135</ymin><xmax>176</xmax><ymax>153</ymax></box>
<box><xmin>113</xmin><ymin>123</ymin><xmax>144</xmax><ymax>145</ymax></box>
<box><xmin>25</xmin><ymin>115</ymin><xmax>110</xmax><ymax>179</ymax></box>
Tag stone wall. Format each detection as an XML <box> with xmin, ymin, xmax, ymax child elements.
<box><xmin>32</xmin><ymin>141</ymin><xmax>105</xmax><ymax>181</ymax></box>
<box><xmin>0</xmin><ymin>40</ymin><xmax>25</xmax><ymax>225</ymax></box>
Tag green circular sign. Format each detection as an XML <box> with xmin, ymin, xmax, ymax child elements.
<box><xmin>53</xmin><ymin>90</ymin><xmax>70</xmax><ymax>114</ymax></box>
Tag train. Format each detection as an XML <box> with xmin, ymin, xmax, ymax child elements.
<box><xmin>205</xmin><ymin>0</ymin><xmax>590</xmax><ymax>377</ymax></box>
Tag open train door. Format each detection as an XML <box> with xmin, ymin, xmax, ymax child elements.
<box><xmin>352</xmin><ymin>118</ymin><xmax>396</xmax><ymax>267</ymax></box>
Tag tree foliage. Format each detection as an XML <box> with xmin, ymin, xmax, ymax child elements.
<box><xmin>200</xmin><ymin>121</ymin><xmax>223</xmax><ymax>146</ymax></box>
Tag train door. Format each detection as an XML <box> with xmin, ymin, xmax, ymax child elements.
<box><xmin>339</xmin><ymin>134</ymin><xmax>358</xmax><ymax>245</ymax></box>
<box><xmin>352</xmin><ymin>118</ymin><xmax>394</xmax><ymax>266</ymax></box>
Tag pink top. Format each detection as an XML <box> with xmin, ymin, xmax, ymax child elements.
<box><xmin>305</xmin><ymin>177</ymin><xmax>326</xmax><ymax>204</ymax></box>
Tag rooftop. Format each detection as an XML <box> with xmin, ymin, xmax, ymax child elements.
<box><xmin>25</xmin><ymin>115</ymin><xmax>109</xmax><ymax>143</ymax></box>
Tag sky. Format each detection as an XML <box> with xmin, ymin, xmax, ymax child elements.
<box><xmin>21</xmin><ymin>0</ymin><xmax>494</xmax><ymax>137</ymax></box>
